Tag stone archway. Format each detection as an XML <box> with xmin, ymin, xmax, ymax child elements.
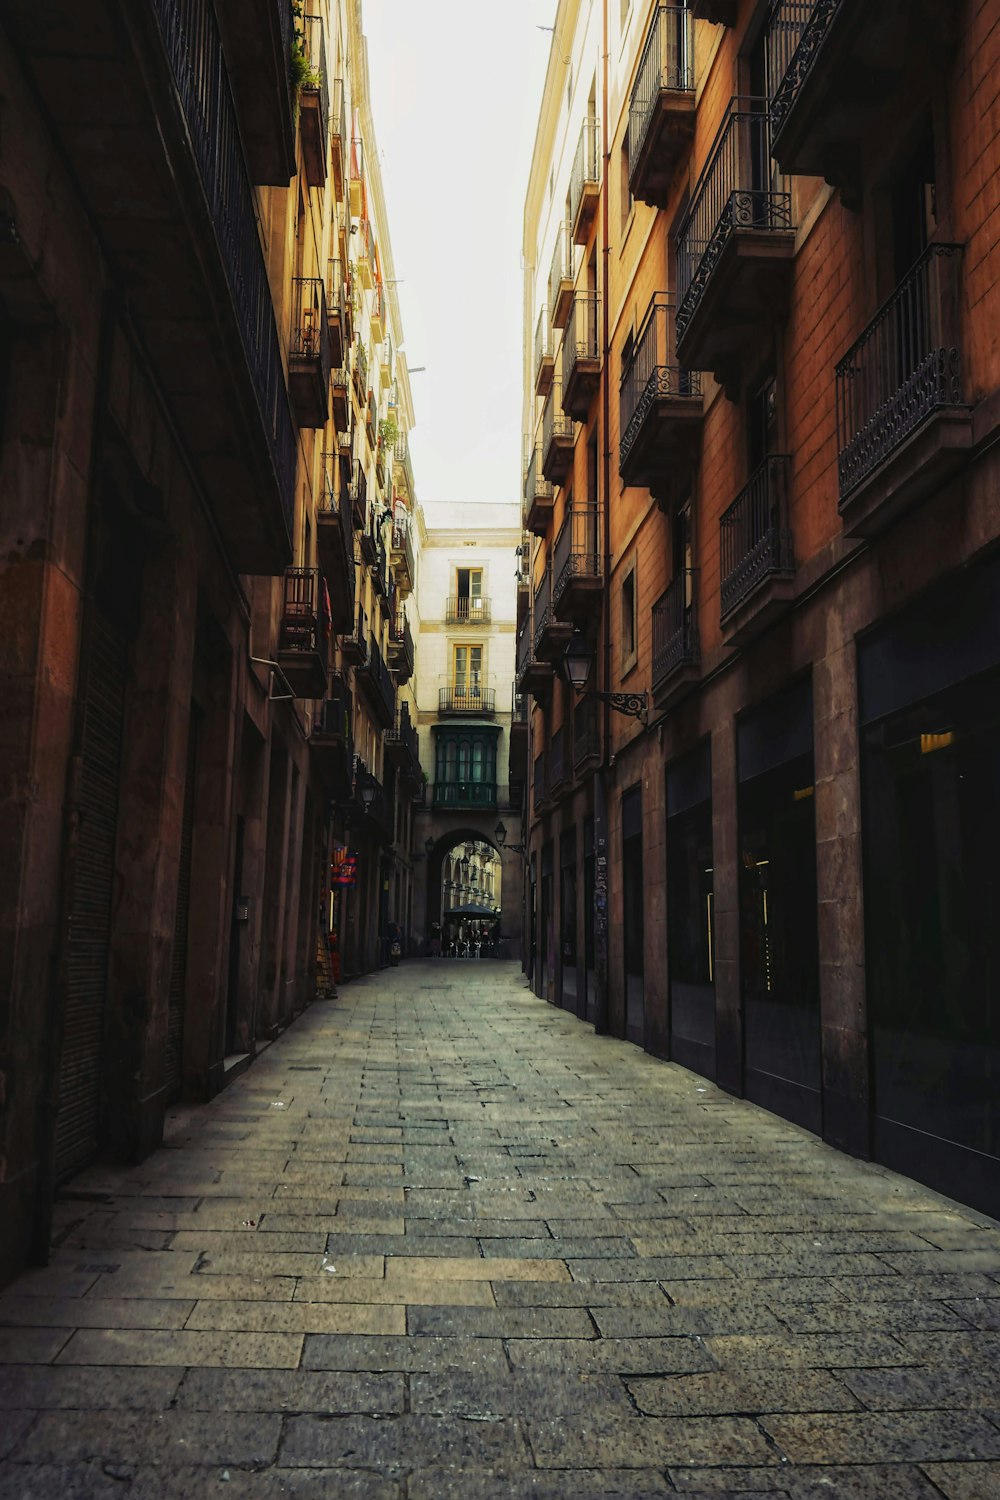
<box><xmin>412</xmin><ymin>809</ymin><xmax>523</xmax><ymax>959</ymax></box>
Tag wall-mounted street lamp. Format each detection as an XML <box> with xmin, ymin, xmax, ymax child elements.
<box><xmin>494</xmin><ymin>819</ymin><xmax>527</xmax><ymax>861</ymax></box>
<box><xmin>563</xmin><ymin>630</ymin><xmax>648</xmax><ymax>725</ymax></box>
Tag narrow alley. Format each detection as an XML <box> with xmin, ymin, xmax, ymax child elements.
<box><xmin>1</xmin><ymin>965</ymin><xmax>999</xmax><ymax>1498</ymax></box>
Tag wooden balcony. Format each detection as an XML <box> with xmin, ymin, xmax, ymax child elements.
<box><xmin>541</xmin><ymin>384</ymin><xmax>575</xmax><ymax>486</ymax></box>
<box><xmin>523</xmin><ymin>446</ymin><xmax>555</xmax><ymax>536</ymax></box>
<box><xmin>277</xmin><ymin>567</ymin><xmax>330</xmax><ymax>698</ymax></box>
<box><xmin>719</xmin><ymin>456</ymin><xmax>795</xmax><ymax>645</ymax></box>
<box><xmin>297</xmin><ymin>13</ymin><xmax>329</xmax><ymax>187</ymax></box>
<box><xmin>675</xmin><ymin>100</ymin><xmax>796</xmax><ymax>398</ymax></box>
<box><xmin>553</xmin><ymin>506</ymin><xmax>603</xmax><ymax>625</ymax></box>
<box><xmin>288</xmin><ymin>276</ymin><xmax>331</xmax><ymax>429</ymax></box>
<box><xmin>317</xmin><ymin>454</ymin><xmax>355</xmax><ymax>632</ymax></box>
<box><xmin>651</xmin><ymin>571</ymin><xmax>699</xmax><ymax>709</ymax></box>
<box><xmin>562</xmin><ymin>294</ymin><xmax>602</xmax><ymax>421</ymax></box>
<box><xmin>570</xmin><ymin>117</ymin><xmax>601</xmax><ymax>245</ymax></box>
<box><xmin>627</xmin><ymin>6</ymin><xmax>696</xmax><ymax>210</ymax></box>
<box><xmin>619</xmin><ymin>294</ymin><xmax>703</xmax><ymax>499</ymax></box>
<box><xmin>768</xmin><ymin>0</ymin><xmax>955</xmax><ymax>207</ymax></box>
<box><xmin>835</xmin><ymin>243</ymin><xmax>972</xmax><ymax>538</ymax></box>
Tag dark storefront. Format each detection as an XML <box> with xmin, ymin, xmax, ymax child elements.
<box><xmin>539</xmin><ymin>841</ymin><xmax>554</xmax><ymax>1001</ymax></box>
<box><xmin>667</xmin><ymin>741</ymin><xmax>716</xmax><ymax>1081</ymax></box>
<box><xmin>737</xmin><ymin>677</ymin><xmax>822</xmax><ymax>1135</ymax></box>
<box><xmin>859</xmin><ymin>555</ymin><xmax>1000</xmax><ymax>1216</ymax></box>
<box><xmin>583</xmin><ymin>816</ymin><xmax>596</xmax><ymax>1024</ymax></box>
<box><xmin>622</xmin><ymin>785</ymin><xmax>645</xmax><ymax>1046</ymax></box>
<box><xmin>560</xmin><ymin>828</ymin><xmax>578</xmax><ymax>1012</ymax></box>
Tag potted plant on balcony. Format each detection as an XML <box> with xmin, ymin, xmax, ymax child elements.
<box><xmin>289</xmin><ymin>3</ymin><xmax>322</xmax><ymax>117</ymax></box>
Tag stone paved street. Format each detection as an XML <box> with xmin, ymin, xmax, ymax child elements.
<box><xmin>2</xmin><ymin>962</ymin><xmax>1000</xmax><ymax>1499</ymax></box>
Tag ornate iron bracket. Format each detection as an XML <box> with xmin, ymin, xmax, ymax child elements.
<box><xmin>583</xmin><ymin>689</ymin><xmax>649</xmax><ymax>726</ymax></box>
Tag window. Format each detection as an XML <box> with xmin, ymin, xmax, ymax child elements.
<box><xmin>455</xmin><ymin>567</ymin><xmax>485</xmax><ymax>620</ymax></box>
<box><xmin>620</xmin><ymin>564</ymin><xmax>637</xmax><ymax>672</ymax></box>
<box><xmin>453</xmin><ymin>644</ymin><xmax>483</xmax><ymax>698</ymax></box>
<box><xmin>747</xmin><ymin>372</ymin><xmax>778</xmax><ymax>473</ymax></box>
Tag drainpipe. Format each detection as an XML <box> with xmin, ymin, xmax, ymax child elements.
<box><xmin>592</xmin><ymin>0</ymin><xmax>612</xmax><ymax>1036</ymax></box>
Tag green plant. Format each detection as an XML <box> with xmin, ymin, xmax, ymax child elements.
<box><xmin>378</xmin><ymin>416</ymin><xmax>398</xmax><ymax>449</ymax></box>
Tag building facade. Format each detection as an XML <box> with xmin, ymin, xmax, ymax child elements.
<box><xmin>411</xmin><ymin>503</ymin><xmax>525</xmax><ymax>953</ymax></box>
<box><xmin>0</xmin><ymin>0</ymin><xmax>424</xmax><ymax>1284</ymax></box>
<box><xmin>520</xmin><ymin>0</ymin><xmax>1000</xmax><ymax>1216</ymax></box>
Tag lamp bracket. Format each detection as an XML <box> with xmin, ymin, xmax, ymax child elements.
<box><xmin>578</xmin><ymin>688</ymin><xmax>649</xmax><ymax>726</ymax></box>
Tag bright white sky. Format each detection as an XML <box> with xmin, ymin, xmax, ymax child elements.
<box><xmin>360</xmin><ymin>0</ymin><xmax>557</xmax><ymax>517</ymax></box>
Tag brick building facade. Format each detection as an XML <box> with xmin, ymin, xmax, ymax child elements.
<box><xmin>520</xmin><ymin>0</ymin><xmax>1000</xmax><ymax>1215</ymax></box>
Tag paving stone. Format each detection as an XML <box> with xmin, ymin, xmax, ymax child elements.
<box><xmin>669</xmin><ymin>1463</ymin><xmax>942</xmax><ymax>1495</ymax></box>
<box><xmin>384</xmin><ymin>1255</ymin><xmax>570</xmax><ymax>1282</ymax></box>
<box><xmin>842</xmin><ymin>1366</ymin><xmax>1000</xmax><ymax>1410</ymax></box>
<box><xmin>184</xmin><ymin>1299</ymin><xmax>404</xmax><ymax>1335</ymax></box>
<box><xmin>760</xmin><ymin>1411</ymin><xmax>1000</xmax><ymax>1464</ymax></box>
<box><xmin>491</xmin><ymin>1280</ymin><xmax>671</xmax><ymax>1308</ymax></box>
<box><xmin>0</xmin><ymin>1329</ymin><xmax>71</xmax><ymax>1363</ymax></box>
<box><xmin>11</xmin><ymin>1408</ymin><xmax>281</xmax><ymax>1465</ymax></box>
<box><xmin>0</xmin><ymin>1364</ymin><xmax>183</xmax><ymax>1410</ymax></box>
<box><xmin>528</xmin><ymin>1411</ymin><xmax>777</xmax><ymax>1468</ymax></box>
<box><xmin>704</xmin><ymin>1333</ymin><xmax>914</xmax><ymax>1369</ymax></box>
<box><xmin>410</xmin><ymin>1370</ymin><xmax>634</xmax><ymax>1417</ymax></box>
<box><xmin>175</xmin><ymin>1367</ymin><xmax>405</xmax><ymax>1413</ymax></box>
<box><xmin>127</xmin><ymin>1466</ymin><xmax>403</xmax><ymax>1498</ymax></box>
<box><xmin>55</xmin><ymin>1328</ymin><xmax>303</xmax><ymax>1369</ymax></box>
<box><xmin>0</xmin><ymin>1296</ymin><xmax>194</xmax><ymax>1330</ymax></box>
<box><xmin>920</xmin><ymin>1462</ymin><xmax>1000</xmax><ymax>1499</ymax></box>
<box><xmin>0</xmin><ymin>1462</ymin><xmax>130</xmax><ymax>1499</ymax></box>
<box><xmin>302</xmin><ymin>1333</ymin><xmax>510</xmax><ymax>1373</ymax></box>
<box><xmin>627</xmin><ymin>1370</ymin><xmax>860</xmax><ymax>1416</ymax></box>
<box><xmin>508</xmin><ymin>1335</ymin><xmax>715</xmax><ymax>1375</ymax></box>
<box><xmin>279</xmin><ymin>1412</ymin><xmax>528</xmax><ymax>1468</ymax></box>
<box><xmin>406</xmin><ymin>1304</ymin><xmax>595</xmax><ymax>1338</ymax></box>
<box><xmin>85</xmin><ymin>1272</ymin><xmax>297</xmax><ymax>1301</ymax></box>
<box><xmin>406</xmin><ymin>1469</ymin><xmax>685</xmax><ymax>1499</ymax></box>
<box><xmin>295</xmin><ymin>1275</ymin><xmax>496</xmax><ymax>1306</ymax></box>
<box><xmin>776</xmin><ymin>1299</ymin><xmax>973</xmax><ymax>1334</ymax></box>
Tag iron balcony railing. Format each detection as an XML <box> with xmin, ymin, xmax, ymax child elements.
<box><xmin>327</xmin><ymin>258</ymin><xmax>345</xmax><ymax>321</ymax></box>
<box><xmin>150</xmin><ymin>0</ymin><xmax>296</xmax><ymax>536</ymax></box>
<box><xmin>619</xmin><ymin>293</ymin><xmax>702</xmax><ymax>472</ymax></box>
<box><xmin>652</xmin><ymin>570</ymin><xmax>698</xmax><ymax>686</ymax></box>
<box><xmin>433</xmin><ymin>781</ymin><xmax>498</xmax><ymax>810</ymax></box>
<box><xmin>570</xmin><ymin>116</ymin><xmax>601</xmax><ymax>231</ymax></box>
<box><xmin>533</xmin><ymin>749</ymin><xmax>548</xmax><ymax>809</ymax></box>
<box><xmin>350</xmin><ymin>135</ymin><xmax>364</xmax><ymax>188</ymax></box>
<box><xmin>573</xmin><ymin>696</ymin><xmax>600</xmax><ymax>768</ymax></box>
<box><xmin>300</xmin><ymin>14</ymin><xmax>329</xmax><ymax>123</ymax></box>
<box><xmin>548</xmin><ymin>221</ymin><xmax>573</xmax><ymax>321</ymax></box>
<box><xmin>330</xmin><ymin>74</ymin><xmax>347</xmax><ymax>158</ymax></box>
<box><xmin>346</xmin><ymin>602</ymin><xmax>368</xmax><ymax>655</ymax></box>
<box><xmin>550</xmin><ymin>727</ymin><xmax>566</xmax><ymax>793</ymax></box>
<box><xmin>512</xmin><ymin>686</ymin><xmax>528</xmax><ymax>722</ymax></box>
<box><xmin>388</xmin><ymin>607</ymin><xmax>415</xmax><ymax>678</ymax></box>
<box><xmin>835</xmin><ymin>243</ymin><xmax>965</xmax><ymax>503</ymax></box>
<box><xmin>391</xmin><ymin>519</ymin><xmax>416</xmax><ymax>582</ymax></box>
<box><xmin>279</xmin><ymin>565</ymin><xmax>330</xmax><ymax>669</ymax></box>
<box><xmin>523</xmin><ymin>445</ymin><xmax>554</xmax><ymax>508</ymax></box>
<box><xmin>358</xmin><ymin>633</ymin><xmax>396</xmax><ymax>724</ymax></box>
<box><xmin>314</xmin><ymin>674</ymin><xmax>352</xmax><ymax>743</ymax></box>
<box><xmin>720</xmin><ymin>455</ymin><xmax>793</xmax><ymax>619</ymax></box>
<box><xmin>320</xmin><ymin>449</ymin><xmax>355</xmax><ymax>548</ymax></box>
<box><xmin>354</xmin><ymin>760</ymin><xmax>394</xmax><ymax>841</ymax></box>
<box><xmin>353</xmin><ymin>337</ymin><xmax>368</xmax><ymax>396</ymax></box>
<box><xmin>676</xmin><ymin>98</ymin><xmax>793</xmax><ymax>344</ymax></box>
<box><xmin>769</xmin><ymin>0</ymin><xmax>834</xmax><ymax>138</ymax></box>
<box><xmin>350</xmin><ymin>460</ymin><xmax>367</xmax><ymax>524</ymax></box>
<box><xmin>542</xmin><ymin>381</ymin><xmax>574</xmax><ymax>465</ymax></box>
<box><xmin>533</xmin><ymin>566</ymin><xmax>552</xmax><ymax>651</ymax></box>
<box><xmin>445</xmin><ymin>596</ymin><xmax>492</xmax><ymax>625</ymax></box>
<box><xmin>564</xmin><ymin>292</ymin><xmax>600</xmax><ymax>375</ymax></box>
<box><xmin>387</xmin><ymin>704</ymin><xmax>420</xmax><ymax>768</ymax></box>
<box><xmin>553</xmin><ymin>504</ymin><xmax>602</xmax><ymax>605</ymax></box>
<box><xmin>534</xmin><ymin>307</ymin><xmax>553</xmax><ymax>387</ymax></box>
<box><xmin>289</xmin><ymin>275</ymin><xmax>332</xmax><ymax>382</ymax></box>
<box><xmin>394</xmin><ymin>433</ymin><xmax>416</xmax><ymax>502</ymax></box>
<box><xmin>438</xmin><ymin>684</ymin><xmax>497</xmax><ymax>716</ymax></box>
<box><xmin>627</xmin><ymin>6</ymin><xmax>695</xmax><ymax>168</ymax></box>
<box><xmin>516</xmin><ymin>618</ymin><xmax>534</xmax><ymax>685</ymax></box>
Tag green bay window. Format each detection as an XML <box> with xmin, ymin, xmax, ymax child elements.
<box><xmin>432</xmin><ymin>723</ymin><xmax>500</xmax><ymax>809</ymax></box>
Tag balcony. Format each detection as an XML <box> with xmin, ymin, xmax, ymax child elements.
<box><xmin>516</xmin><ymin>616</ymin><xmax>554</xmax><ymax>700</ymax></box>
<box><xmin>541</xmin><ymin>383</ymin><xmax>575</xmax><ymax>485</ymax></box>
<box><xmin>627</xmin><ymin>6</ymin><xmax>696</xmax><ymax>210</ymax></box>
<box><xmin>390</xmin><ymin>519</ymin><xmax>416</xmax><ymax>593</ymax></box>
<box><xmin>277</xmin><ymin>567</ymin><xmax>330</xmax><ymax>698</ymax></box>
<box><xmin>317</xmin><ymin>453</ymin><xmax>355</xmax><ymax>631</ymax></box>
<box><xmin>835</xmin><ymin>243</ymin><xmax>972</xmax><ymax>538</ymax></box>
<box><xmin>573</xmin><ymin>696</ymin><xmax>601</xmax><ymax>773</ymax></box>
<box><xmin>4</xmin><ymin>0</ymin><xmax>298</xmax><ymax>574</ymax></box>
<box><xmin>370</xmin><ymin>279</ymin><xmax>386</xmax><ymax>344</ymax></box>
<box><xmin>215</xmin><ymin>0</ymin><xmax>295</xmax><ymax>184</ymax></box>
<box><xmin>651</xmin><ymin>570</ymin><xmax>699</xmax><ymax>708</ymax></box>
<box><xmin>523</xmin><ymin>445</ymin><xmax>555</xmax><ymax>536</ymax></box>
<box><xmin>553</xmin><ymin>505</ymin><xmax>603</xmax><ymax>623</ymax></box>
<box><xmin>533</xmin><ymin>566</ymin><xmax>572</xmax><ymax>665</ymax></box>
<box><xmin>365</xmin><ymin>391</ymin><xmax>377</xmax><ymax>447</ymax></box>
<box><xmin>349</xmin><ymin>137</ymin><xmax>365</xmax><ymax>216</ymax></box>
<box><xmin>387</xmin><ymin>606</ymin><xmax>415</xmax><ymax>683</ymax></box>
<box><xmin>438</xmin><ymin>685</ymin><xmax>497</xmax><ymax>718</ymax></box>
<box><xmin>619</xmin><ymin>294</ymin><xmax>703</xmax><ymax>498</ymax></box>
<box><xmin>297</xmin><ymin>13</ymin><xmax>329</xmax><ymax>187</ymax></box>
<box><xmin>342</xmin><ymin>603</ymin><xmax>368</xmax><ymax>665</ymax></box>
<box><xmin>310</xmin><ymin>675</ymin><xmax>353</xmax><ymax>799</ymax></box>
<box><xmin>719</xmin><ymin>455</ymin><xmax>795</xmax><ymax>643</ymax></box>
<box><xmin>288</xmin><ymin>276</ymin><xmax>331</xmax><ymax>428</ymax></box>
<box><xmin>676</xmin><ymin>99</ymin><xmax>795</xmax><ymax>396</ymax></box>
<box><xmin>358</xmin><ymin>509</ymin><xmax>379</xmax><ymax>569</ymax></box>
<box><xmin>356</xmin><ymin>218</ymin><xmax>376</xmax><ymax>290</ymax></box>
<box><xmin>562</xmin><ymin>294</ymin><xmax>602</xmax><ymax>420</ymax></box>
<box><xmin>350</xmin><ymin>461</ymin><xmax>367</xmax><ymax>529</ymax></box>
<box><xmin>548</xmin><ymin>222</ymin><xmax>574</xmax><ymax>330</ymax></box>
<box><xmin>432</xmin><ymin>780</ymin><xmax>498</xmax><ymax>811</ymax></box>
<box><xmin>690</xmin><ymin>0</ymin><xmax>736</xmax><ymax>21</ymax></box>
<box><xmin>445</xmin><ymin>596</ymin><xmax>492</xmax><ymax>626</ymax></box>
<box><xmin>331</xmin><ymin>363</ymin><xmax>350</xmax><ymax>433</ymax></box>
<box><xmin>330</xmin><ymin>76</ymin><xmax>347</xmax><ymax>200</ymax></box>
<box><xmin>354</xmin><ymin>761</ymin><xmax>394</xmax><ymax>845</ymax></box>
<box><xmin>372</xmin><ymin>542</ymin><xmax>392</xmax><ymax>618</ymax></box>
<box><xmin>509</xmin><ymin>687</ymin><xmax>529</xmax><ymax>781</ymax></box>
<box><xmin>352</xmin><ymin>338</ymin><xmax>369</xmax><ymax>404</ymax></box>
<box><xmin>394</xmin><ymin>434</ymin><xmax>416</xmax><ymax>503</ymax></box>
<box><xmin>385</xmin><ymin>705</ymin><xmax>422</xmax><ymax>791</ymax></box>
<box><xmin>534</xmin><ymin>308</ymin><xmax>555</xmax><ymax>398</ymax></box>
<box><xmin>533</xmin><ymin>750</ymin><xmax>549</xmax><ymax>815</ymax></box>
<box><xmin>355</xmin><ymin>633</ymin><xmax>396</xmax><ymax>729</ymax></box>
<box><xmin>570</xmin><ymin>117</ymin><xmax>601</xmax><ymax>244</ymax></box>
<box><xmin>326</xmin><ymin>259</ymin><xmax>347</xmax><ymax>368</ymax></box>
<box><xmin>549</xmin><ymin>727</ymin><xmax>568</xmax><ymax>799</ymax></box>
<box><xmin>768</xmin><ymin>0</ymin><xmax>953</xmax><ymax>204</ymax></box>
